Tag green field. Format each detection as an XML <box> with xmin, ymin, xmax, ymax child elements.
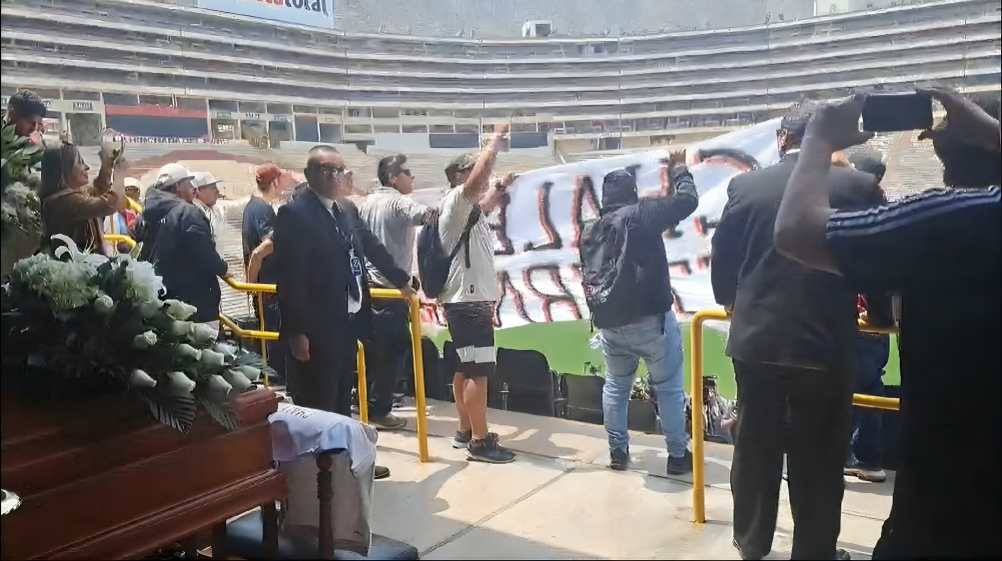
<box><xmin>433</xmin><ymin>319</ymin><xmax>900</xmax><ymax>399</ymax></box>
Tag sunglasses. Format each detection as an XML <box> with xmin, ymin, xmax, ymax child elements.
<box><xmin>398</xmin><ymin>169</ymin><xmax>412</xmax><ymax>177</ymax></box>
<box><xmin>314</xmin><ymin>164</ymin><xmax>351</xmax><ymax>177</ymax></box>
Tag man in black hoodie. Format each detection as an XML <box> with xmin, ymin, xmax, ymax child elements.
<box><xmin>579</xmin><ymin>149</ymin><xmax>698</xmax><ymax>475</ymax></box>
<box><xmin>141</xmin><ymin>163</ymin><xmax>228</xmax><ymax>324</ymax></box>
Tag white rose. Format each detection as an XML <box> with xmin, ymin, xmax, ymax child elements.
<box><xmin>128</xmin><ymin>369</ymin><xmax>157</xmax><ymax>388</ymax></box>
<box><xmin>175</xmin><ymin>343</ymin><xmax>202</xmax><ymax>362</ymax></box>
<box><xmin>170</xmin><ymin>321</ymin><xmax>194</xmax><ymax>338</ymax></box>
<box><xmin>207</xmin><ymin>374</ymin><xmax>234</xmax><ymax>398</ymax></box>
<box><xmin>199</xmin><ymin>349</ymin><xmax>226</xmax><ymax>369</ymax></box>
<box><xmin>214</xmin><ymin>342</ymin><xmax>238</xmax><ymax>360</ymax></box>
<box><xmin>166</xmin><ymin>371</ymin><xmax>196</xmax><ymax>393</ymax></box>
<box><xmin>237</xmin><ymin>365</ymin><xmax>263</xmax><ymax>382</ymax></box>
<box><xmin>164</xmin><ymin>299</ymin><xmax>198</xmax><ymax>321</ymax></box>
<box><xmin>137</xmin><ymin>300</ymin><xmax>164</xmax><ymax>319</ymax></box>
<box><xmin>94</xmin><ymin>294</ymin><xmax>115</xmax><ymax>315</ymax></box>
<box><xmin>188</xmin><ymin>323</ymin><xmax>218</xmax><ymax>346</ymax></box>
<box><xmin>133</xmin><ymin>330</ymin><xmax>158</xmax><ymax>350</ymax></box>
<box><xmin>223</xmin><ymin>369</ymin><xmax>254</xmax><ymax>393</ymax></box>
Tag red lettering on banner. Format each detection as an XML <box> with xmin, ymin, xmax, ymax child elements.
<box><xmin>571</xmin><ymin>175</ymin><xmax>600</xmax><ymax>249</ymax></box>
<box><xmin>521</xmin><ymin>265</ymin><xmax>582</xmax><ymax>323</ymax></box>
<box><xmin>525</xmin><ymin>182</ymin><xmax>562</xmax><ymax>251</ymax></box>
<box><xmin>490</xmin><ymin>191</ymin><xmax>515</xmax><ymax>256</ymax></box>
<box><xmin>497</xmin><ymin>271</ymin><xmax>530</xmax><ymax>327</ymax></box>
<box><xmin>668</xmin><ymin>259</ymin><xmax>693</xmax><ymax>277</ymax></box>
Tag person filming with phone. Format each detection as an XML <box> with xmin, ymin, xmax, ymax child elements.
<box><xmin>774</xmin><ymin>88</ymin><xmax>1000</xmax><ymax>560</ymax></box>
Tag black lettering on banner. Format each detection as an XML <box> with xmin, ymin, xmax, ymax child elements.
<box><xmin>496</xmin><ymin>271</ymin><xmax>530</xmax><ymax>327</ymax></box>
<box><xmin>668</xmin><ymin>259</ymin><xmax>693</xmax><ymax>277</ymax></box>
<box><xmin>694</xmin><ymin>215</ymin><xmax>719</xmax><ymax>237</ymax></box>
<box><xmin>491</xmin><ymin>191</ymin><xmax>515</xmax><ymax>256</ymax></box>
<box><xmin>521</xmin><ymin>265</ymin><xmax>583</xmax><ymax>323</ymax></box>
<box><xmin>571</xmin><ymin>175</ymin><xmax>600</xmax><ymax>249</ymax></box>
<box><xmin>671</xmin><ymin>288</ymin><xmax>685</xmax><ymax>315</ymax></box>
<box><xmin>525</xmin><ymin>182</ymin><xmax>562</xmax><ymax>252</ymax></box>
<box><xmin>624</xmin><ymin>164</ymin><xmax>642</xmax><ymax>179</ymax></box>
<box><xmin>696</xmin><ymin>255</ymin><xmax>712</xmax><ymax>272</ymax></box>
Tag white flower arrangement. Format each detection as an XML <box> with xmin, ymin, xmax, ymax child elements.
<box><xmin>2</xmin><ymin>236</ymin><xmax>275</xmax><ymax>433</ymax></box>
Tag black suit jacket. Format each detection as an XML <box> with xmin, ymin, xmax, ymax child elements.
<box><xmin>274</xmin><ymin>188</ymin><xmax>411</xmax><ymax>360</ymax></box>
<box><xmin>711</xmin><ymin>153</ymin><xmax>884</xmax><ymax>371</ymax></box>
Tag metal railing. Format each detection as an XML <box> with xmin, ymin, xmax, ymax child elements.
<box><xmin>105</xmin><ymin>234</ymin><xmax>135</xmax><ymax>249</ymax></box>
<box><xmin>220</xmin><ymin>277</ymin><xmax>430</xmax><ymax>463</ymax></box>
<box><xmin>689</xmin><ymin>308</ymin><xmax>900</xmax><ymax>524</ymax></box>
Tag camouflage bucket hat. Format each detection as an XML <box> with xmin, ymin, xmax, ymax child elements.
<box><xmin>445</xmin><ymin>153</ymin><xmax>478</xmax><ymax>184</ymax></box>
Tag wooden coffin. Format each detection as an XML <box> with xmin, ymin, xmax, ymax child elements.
<box><xmin>0</xmin><ymin>388</ymin><xmax>287</xmax><ymax>560</ymax></box>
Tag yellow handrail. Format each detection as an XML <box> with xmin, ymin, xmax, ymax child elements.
<box><xmin>105</xmin><ymin>234</ymin><xmax>135</xmax><ymax>249</ymax></box>
<box><xmin>689</xmin><ymin>308</ymin><xmax>900</xmax><ymax>524</ymax></box>
<box><xmin>218</xmin><ymin>278</ymin><xmax>430</xmax><ymax>463</ymax></box>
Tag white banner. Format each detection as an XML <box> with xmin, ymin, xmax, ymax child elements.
<box><xmin>198</xmin><ymin>0</ymin><xmax>335</xmax><ymax>29</ymax></box>
<box><xmin>421</xmin><ymin>119</ymin><xmax>783</xmax><ymax>329</ymax></box>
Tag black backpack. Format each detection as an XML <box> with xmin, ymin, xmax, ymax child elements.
<box><xmin>579</xmin><ymin>215</ymin><xmax>638</xmax><ymax>329</ymax></box>
<box><xmin>417</xmin><ymin>208</ymin><xmax>481</xmax><ymax>300</ymax></box>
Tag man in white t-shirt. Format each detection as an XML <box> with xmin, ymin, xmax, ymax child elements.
<box><xmin>438</xmin><ymin>128</ymin><xmax>515</xmax><ymax>464</ymax></box>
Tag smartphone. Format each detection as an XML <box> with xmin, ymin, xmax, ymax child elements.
<box><xmin>862</xmin><ymin>91</ymin><xmax>933</xmax><ymax>133</ymax></box>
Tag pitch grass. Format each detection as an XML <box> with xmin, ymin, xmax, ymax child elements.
<box><xmin>431</xmin><ymin>319</ymin><xmax>901</xmax><ymax>399</ymax></box>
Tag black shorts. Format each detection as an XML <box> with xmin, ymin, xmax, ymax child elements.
<box><xmin>442</xmin><ymin>301</ymin><xmax>495</xmax><ymax>379</ymax></box>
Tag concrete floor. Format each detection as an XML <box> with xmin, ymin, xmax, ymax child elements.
<box><xmin>369</xmin><ymin>400</ymin><xmax>892</xmax><ymax>560</ymax></box>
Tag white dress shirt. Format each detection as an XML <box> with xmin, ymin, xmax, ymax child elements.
<box><xmin>315</xmin><ymin>192</ymin><xmax>362</xmax><ymax>314</ymax></box>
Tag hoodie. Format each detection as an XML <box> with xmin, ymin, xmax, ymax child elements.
<box><xmin>583</xmin><ymin>166</ymin><xmax>699</xmax><ymax>328</ymax></box>
<box><xmin>140</xmin><ymin>188</ymin><xmax>228</xmax><ymax>322</ymax></box>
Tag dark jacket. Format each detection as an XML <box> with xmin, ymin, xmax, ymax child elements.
<box><xmin>711</xmin><ymin>153</ymin><xmax>884</xmax><ymax>371</ymax></box>
<box><xmin>140</xmin><ymin>188</ymin><xmax>228</xmax><ymax>323</ymax></box>
<box><xmin>587</xmin><ymin>166</ymin><xmax>699</xmax><ymax>328</ymax></box>
<box><xmin>274</xmin><ymin>188</ymin><xmax>410</xmax><ymax>361</ymax></box>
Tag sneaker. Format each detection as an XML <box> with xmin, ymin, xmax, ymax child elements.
<box><xmin>467</xmin><ymin>433</ymin><xmax>516</xmax><ymax>464</ymax></box>
<box><xmin>610</xmin><ymin>448</ymin><xmax>629</xmax><ymax>471</ymax></box>
<box><xmin>836</xmin><ymin>549</ymin><xmax>851</xmax><ymax>560</ymax></box>
<box><xmin>375</xmin><ymin>465</ymin><xmax>390</xmax><ymax>480</ymax></box>
<box><xmin>844</xmin><ymin>460</ymin><xmax>886</xmax><ymax>482</ymax></box>
<box><xmin>666</xmin><ymin>450</ymin><xmax>693</xmax><ymax>475</ymax></box>
<box><xmin>452</xmin><ymin>429</ymin><xmax>472</xmax><ymax>449</ymax></box>
<box><xmin>370</xmin><ymin>413</ymin><xmax>407</xmax><ymax>430</ymax></box>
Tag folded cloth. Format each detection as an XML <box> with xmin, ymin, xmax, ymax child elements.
<box><xmin>268</xmin><ymin>402</ymin><xmax>378</xmax><ymax>475</ymax></box>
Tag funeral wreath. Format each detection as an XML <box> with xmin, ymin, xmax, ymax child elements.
<box><xmin>1</xmin><ymin>236</ymin><xmax>274</xmax><ymax>432</ymax></box>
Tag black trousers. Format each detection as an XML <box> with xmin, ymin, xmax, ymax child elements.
<box><xmin>362</xmin><ymin>300</ymin><xmax>411</xmax><ymax>418</ymax></box>
<box><xmin>286</xmin><ymin>342</ymin><xmax>357</xmax><ymax>416</ymax></box>
<box><xmin>731</xmin><ymin>359</ymin><xmax>854</xmax><ymax>560</ymax></box>
<box><xmin>253</xmin><ymin>293</ymin><xmax>286</xmax><ymax>385</ymax></box>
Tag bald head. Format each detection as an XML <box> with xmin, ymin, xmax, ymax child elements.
<box><xmin>304</xmin><ymin>144</ymin><xmax>347</xmax><ymax>199</ymax></box>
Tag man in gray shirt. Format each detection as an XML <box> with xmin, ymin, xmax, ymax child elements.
<box><xmin>359</xmin><ymin>154</ymin><xmax>432</xmax><ymax>428</ymax></box>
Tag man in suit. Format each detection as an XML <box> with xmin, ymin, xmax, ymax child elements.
<box><xmin>711</xmin><ymin>102</ymin><xmax>884</xmax><ymax>561</ymax></box>
<box><xmin>274</xmin><ymin>145</ymin><xmax>415</xmax><ymax>418</ymax></box>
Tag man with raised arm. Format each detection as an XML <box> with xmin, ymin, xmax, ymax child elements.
<box><xmin>774</xmin><ymin>90</ymin><xmax>1000</xmax><ymax>560</ymax></box>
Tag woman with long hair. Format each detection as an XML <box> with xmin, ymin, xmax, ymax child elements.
<box><xmin>39</xmin><ymin>141</ymin><xmax>125</xmax><ymax>255</ymax></box>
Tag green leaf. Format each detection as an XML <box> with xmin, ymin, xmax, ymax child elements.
<box><xmin>136</xmin><ymin>387</ymin><xmax>197</xmax><ymax>433</ymax></box>
<box><xmin>194</xmin><ymin>392</ymin><xmax>241</xmax><ymax>431</ymax></box>
<box><xmin>130</xmin><ymin>241</ymin><xmax>144</xmax><ymax>260</ymax></box>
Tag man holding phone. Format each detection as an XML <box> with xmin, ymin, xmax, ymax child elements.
<box><xmin>775</xmin><ymin>89</ymin><xmax>1000</xmax><ymax>560</ymax></box>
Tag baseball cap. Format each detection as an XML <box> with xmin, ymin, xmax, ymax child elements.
<box><xmin>445</xmin><ymin>153</ymin><xmax>477</xmax><ymax>183</ymax></box>
<box><xmin>255</xmin><ymin>163</ymin><xmax>283</xmax><ymax>185</ymax></box>
<box><xmin>193</xmin><ymin>171</ymin><xmax>222</xmax><ymax>189</ymax></box>
<box><xmin>155</xmin><ymin>163</ymin><xmax>194</xmax><ymax>190</ymax></box>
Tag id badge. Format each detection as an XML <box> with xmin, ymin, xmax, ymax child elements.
<box><xmin>348</xmin><ymin>247</ymin><xmax>363</xmax><ymax>280</ymax></box>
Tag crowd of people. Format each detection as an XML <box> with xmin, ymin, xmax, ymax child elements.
<box><xmin>7</xmin><ymin>84</ymin><xmax>999</xmax><ymax>560</ymax></box>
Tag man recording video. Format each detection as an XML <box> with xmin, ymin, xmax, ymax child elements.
<box><xmin>774</xmin><ymin>88</ymin><xmax>1000</xmax><ymax>560</ymax></box>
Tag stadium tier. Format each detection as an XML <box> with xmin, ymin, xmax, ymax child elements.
<box><xmin>2</xmin><ymin>0</ymin><xmax>999</xmax><ymax>155</ymax></box>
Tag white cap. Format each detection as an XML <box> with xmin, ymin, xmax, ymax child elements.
<box><xmin>156</xmin><ymin>163</ymin><xmax>194</xmax><ymax>190</ymax></box>
<box><xmin>193</xmin><ymin>171</ymin><xmax>222</xmax><ymax>189</ymax></box>
<box><xmin>124</xmin><ymin>177</ymin><xmax>142</xmax><ymax>189</ymax></box>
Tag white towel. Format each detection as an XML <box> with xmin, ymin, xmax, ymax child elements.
<box><xmin>269</xmin><ymin>403</ymin><xmax>377</xmax><ymax>475</ymax></box>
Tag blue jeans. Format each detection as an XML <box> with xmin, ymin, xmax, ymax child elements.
<box><xmin>851</xmin><ymin>335</ymin><xmax>890</xmax><ymax>468</ymax></box>
<box><xmin>596</xmin><ymin>312</ymin><xmax>688</xmax><ymax>458</ymax></box>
